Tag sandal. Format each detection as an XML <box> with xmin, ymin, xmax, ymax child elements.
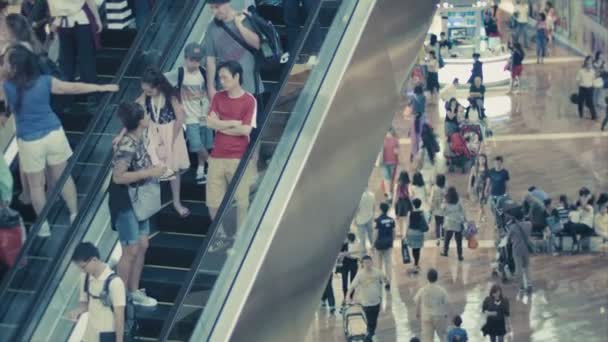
<box><xmin>174</xmin><ymin>205</ymin><xmax>190</xmax><ymax>218</ymax></box>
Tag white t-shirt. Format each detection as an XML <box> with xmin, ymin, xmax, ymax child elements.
<box><xmin>515</xmin><ymin>4</ymin><xmax>529</xmax><ymax>23</ymax></box>
<box><xmin>414</xmin><ymin>283</ymin><xmax>449</xmax><ymax>320</ymax></box>
<box><xmin>577</xmin><ymin>68</ymin><xmax>596</xmax><ymax>88</ymax></box>
<box><xmin>79</xmin><ymin>266</ymin><xmax>126</xmax><ymax>342</ymax></box>
<box><xmin>49</xmin><ymin>0</ymin><xmax>90</xmax><ymax>27</ymax></box>
<box><xmin>350</xmin><ymin>268</ymin><xmax>383</xmax><ymax>306</ymax></box>
<box><xmin>355</xmin><ymin>191</ymin><xmax>375</xmax><ymax>225</ymax></box>
<box><xmin>165</xmin><ymin>68</ymin><xmax>209</xmax><ymax>125</ymax></box>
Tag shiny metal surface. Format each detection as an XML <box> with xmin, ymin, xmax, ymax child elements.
<box><xmin>205</xmin><ymin>0</ymin><xmax>438</xmax><ymax>341</ymax></box>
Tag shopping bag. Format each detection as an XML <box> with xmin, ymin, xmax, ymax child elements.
<box><xmin>467</xmin><ymin>236</ymin><xmax>479</xmax><ymax>249</ymax></box>
<box><xmin>401</xmin><ymin>237</ymin><xmax>411</xmax><ymax>264</ymax></box>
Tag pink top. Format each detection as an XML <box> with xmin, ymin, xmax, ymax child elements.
<box><xmin>382</xmin><ymin>136</ymin><xmax>399</xmax><ymax>165</ymax></box>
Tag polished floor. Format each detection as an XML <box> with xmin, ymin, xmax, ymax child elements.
<box><xmin>305</xmin><ymin>28</ymin><xmax>608</xmax><ymax>342</ymax></box>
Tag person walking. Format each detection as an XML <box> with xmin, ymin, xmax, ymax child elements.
<box><xmin>1</xmin><ymin>45</ymin><xmax>118</xmax><ymax>237</ymax></box>
<box><xmin>320</xmin><ymin>275</ymin><xmax>336</xmax><ymax>314</ymax></box>
<box><xmin>441</xmin><ymin>187</ymin><xmax>467</xmax><ymax>261</ymax></box>
<box><xmin>414</xmin><ymin>268</ymin><xmax>449</xmax><ymax>342</ymax></box>
<box><xmin>380</xmin><ymin>128</ymin><xmax>399</xmax><ymax>200</ymax></box>
<box><xmin>374</xmin><ymin>202</ymin><xmax>395</xmax><ymax>289</ymax></box>
<box><xmin>393</xmin><ymin>171</ymin><xmax>412</xmax><ymax>237</ymax></box>
<box><xmin>347</xmin><ymin>255</ymin><xmax>387</xmax><ymax>342</ymax></box>
<box><xmin>355</xmin><ymin>188</ymin><xmax>375</xmax><ymax>251</ymax></box>
<box><xmin>506</xmin><ymin>207</ymin><xmax>533</xmax><ymax>292</ymax></box>
<box><xmin>429</xmin><ymin>174</ymin><xmax>446</xmax><ymax>246</ymax></box>
<box><xmin>508</xmin><ymin>42</ymin><xmax>525</xmax><ymax>94</ymax></box>
<box><xmin>481</xmin><ymin>284</ymin><xmax>511</xmax><ymax>342</ymax></box>
<box><xmin>406</xmin><ymin>198</ymin><xmax>428</xmax><ymax>274</ymax></box>
<box><xmin>513</xmin><ymin>0</ymin><xmax>529</xmax><ymax>49</ymax></box>
<box><xmin>486</xmin><ymin>156</ymin><xmax>510</xmax><ymax>222</ymax></box>
<box><xmin>535</xmin><ymin>13</ymin><xmax>547</xmax><ymax>64</ymax></box>
<box><xmin>576</xmin><ymin>56</ymin><xmax>598</xmax><ymax>120</ymax></box>
<box><xmin>469</xmin><ymin>153</ymin><xmax>490</xmax><ymax>223</ymax></box>
<box><xmin>338</xmin><ymin>232</ymin><xmax>361</xmax><ymax>303</ymax></box>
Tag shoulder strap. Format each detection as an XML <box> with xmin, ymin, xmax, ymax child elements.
<box><xmin>177</xmin><ymin>66</ymin><xmax>184</xmax><ymax>91</ymax></box>
<box><xmin>84</xmin><ymin>274</ymin><xmax>90</xmax><ymax>300</ymax></box>
<box><xmin>199</xmin><ymin>66</ymin><xmax>207</xmax><ymax>86</ymax></box>
<box><xmin>103</xmin><ymin>273</ymin><xmax>118</xmax><ymax>311</ymax></box>
<box><xmin>216</xmin><ymin>19</ymin><xmax>257</xmax><ymax>56</ymax></box>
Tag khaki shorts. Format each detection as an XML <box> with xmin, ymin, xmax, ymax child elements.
<box><xmin>206</xmin><ymin>157</ymin><xmax>251</xmax><ymax>209</ymax></box>
<box><xmin>17</xmin><ymin>128</ymin><xmax>72</xmax><ymax>173</ymax></box>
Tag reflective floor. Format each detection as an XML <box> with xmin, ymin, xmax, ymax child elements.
<box><xmin>306</xmin><ymin>41</ymin><xmax>608</xmax><ymax>342</ymax></box>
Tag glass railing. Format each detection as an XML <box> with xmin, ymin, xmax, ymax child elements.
<box><xmin>9</xmin><ymin>1</ymin><xmax>213</xmax><ymax>340</ymax></box>
<box><xmin>158</xmin><ymin>0</ymin><xmax>359</xmax><ymax>339</ymax></box>
<box><xmin>0</xmin><ymin>1</ymin><xmax>200</xmax><ymax>340</ymax></box>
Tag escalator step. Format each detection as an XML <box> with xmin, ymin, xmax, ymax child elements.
<box><xmin>147</xmin><ymin>232</ymin><xmax>205</xmax><ymax>269</ymax></box>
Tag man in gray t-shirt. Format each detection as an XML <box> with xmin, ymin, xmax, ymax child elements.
<box><xmin>203</xmin><ymin>0</ymin><xmax>264</xmax><ymax>98</ymax></box>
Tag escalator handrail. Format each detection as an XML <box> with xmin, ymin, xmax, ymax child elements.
<box><xmin>0</xmin><ymin>0</ymin><xmax>170</xmax><ymax>301</ymax></box>
<box><xmin>4</xmin><ymin>2</ymin><xmax>204</xmax><ymax>339</ymax></box>
<box><xmin>16</xmin><ymin>1</ymin><xmax>211</xmax><ymax>340</ymax></box>
<box><xmin>156</xmin><ymin>2</ymin><xmax>328</xmax><ymax>339</ymax></box>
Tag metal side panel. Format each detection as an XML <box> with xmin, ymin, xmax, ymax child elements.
<box><xmin>205</xmin><ymin>0</ymin><xmax>438</xmax><ymax>341</ymax></box>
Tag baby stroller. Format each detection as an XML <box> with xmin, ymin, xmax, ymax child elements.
<box><xmin>491</xmin><ymin>196</ymin><xmax>518</xmax><ymax>283</ymax></box>
<box><xmin>445</xmin><ymin>123</ymin><xmax>483</xmax><ymax>173</ymax></box>
<box><xmin>342</xmin><ymin>304</ymin><xmax>368</xmax><ymax>341</ymax></box>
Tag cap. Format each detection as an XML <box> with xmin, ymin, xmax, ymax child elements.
<box><xmin>207</xmin><ymin>0</ymin><xmax>230</xmax><ymax>4</ymax></box>
<box><xmin>184</xmin><ymin>42</ymin><xmax>204</xmax><ymax>61</ymax></box>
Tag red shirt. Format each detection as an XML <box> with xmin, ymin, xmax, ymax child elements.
<box><xmin>210</xmin><ymin>91</ymin><xmax>257</xmax><ymax>159</ymax></box>
<box><xmin>382</xmin><ymin>136</ymin><xmax>399</xmax><ymax>165</ymax></box>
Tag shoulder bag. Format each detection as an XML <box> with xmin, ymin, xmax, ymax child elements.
<box><xmin>128</xmin><ymin>180</ymin><xmax>161</xmax><ymax>221</ymax></box>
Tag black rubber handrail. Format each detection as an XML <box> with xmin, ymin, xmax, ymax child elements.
<box><xmin>0</xmin><ymin>0</ymin><xmax>169</xmax><ymax>302</ymax></box>
<box><xmin>15</xmin><ymin>0</ymin><xmax>209</xmax><ymax>340</ymax></box>
<box><xmin>156</xmin><ymin>2</ymin><xmax>330</xmax><ymax>340</ymax></box>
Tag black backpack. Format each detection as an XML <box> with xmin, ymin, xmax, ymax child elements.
<box><xmin>216</xmin><ymin>8</ymin><xmax>283</xmax><ymax>71</ymax></box>
<box><xmin>85</xmin><ymin>273</ymin><xmax>137</xmax><ymax>340</ymax></box>
<box><xmin>177</xmin><ymin>66</ymin><xmax>207</xmax><ymax>92</ymax></box>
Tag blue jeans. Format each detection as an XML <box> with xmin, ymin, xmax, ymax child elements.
<box><xmin>514</xmin><ymin>22</ymin><xmax>528</xmax><ymax>48</ymax></box>
<box><xmin>115</xmin><ymin>209</ymin><xmax>150</xmax><ymax>245</ymax></box>
<box><xmin>536</xmin><ymin>36</ymin><xmax>546</xmax><ymax>58</ymax></box>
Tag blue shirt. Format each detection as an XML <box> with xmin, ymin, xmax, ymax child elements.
<box><xmin>447</xmin><ymin>327</ymin><xmax>468</xmax><ymax>342</ymax></box>
<box><xmin>4</xmin><ymin>75</ymin><xmax>62</xmax><ymax>141</ymax></box>
<box><xmin>375</xmin><ymin>214</ymin><xmax>395</xmax><ymax>240</ymax></box>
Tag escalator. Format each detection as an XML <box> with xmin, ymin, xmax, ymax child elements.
<box><xmin>138</xmin><ymin>2</ymin><xmax>342</xmax><ymax>340</ymax></box>
<box><xmin>0</xmin><ymin>1</ymin><xmax>200</xmax><ymax>340</ymax></box>
<box><xmin>158</xmin><ymin>0</ymin><xmax>438</xmax><ymax>341</ymax></box>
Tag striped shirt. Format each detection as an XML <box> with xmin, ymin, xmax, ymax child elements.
<box><xmin>556</xmin><ymin>205</ymin><xmax>570</xmax><ymax>224</ymax></box>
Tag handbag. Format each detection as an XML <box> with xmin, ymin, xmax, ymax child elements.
<box><xmin>463</xmin><ymin>221</ymin><xmax>478</xmax><ymax>239</ymax></box>
<box><xmin>128</xmin><ymin>180</ymin><xmax>161</xmax><ymax>221</ymax></box>
<box><xmin>467</xmin><ymin>236</ymin><xmax>479</xmax><ymax>249</ymax></box>
<box><xmin>401</xmin><ymin>237</ymin><xmax>411</xmax><ymax>264</ymax></box>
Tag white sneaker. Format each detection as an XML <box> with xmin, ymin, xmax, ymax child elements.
<box><xmin>195</xmin><ymin>169</ymin><xmax>207</xmax><ymax>185</ymax></box>
<box><xmin>37</xmin><ymin>221</ymin><xmax>51</xmax><ymax>238</ymax></box>
<box><xmin>280</xmin><ymin>52</ymin><xmax>290</xmax><ymax>64</ymax></box>
<box><xmin>306</xmin><ymin>55</ymin><xmax>318</xmax><ymax>66</ymax></box>
<box><xmin>131</xmin><ymin>289</ymin><xmax>157</xmax><ymax>307</ymax></box>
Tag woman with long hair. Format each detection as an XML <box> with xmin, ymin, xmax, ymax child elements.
<box><xmin>469</xmin><ymin>153</ymin><xmax>490</xmax><ymax>222</ymax></box>
<box><xmin>0</xmin><ymin>45</ymin><xmax>118</xmax><ymax>236</ymax></box>
<box><xmin>393</xmin><ymin>171</ymin><xmax>412</xmax><ymax>236</ymax></box>
<box><xmin>441</xmin><ymin>186</ymin><xmax>467</xmax><ymax>260</ymax></box>
<box><xmin>137</xmin><ymin>66</ymin><xmax>190</xmax><ymax>217</ymax></box>
<box><xmin>444</xmin><ymin>97</ymin><xmax>461</xmax><ymax>139</ymax></box>
<box><xmin>410</xmin><ymin>171</ymin><xmax>428</xmax><ymax>215</ymax></box>
<box><xmin>429</xmin><ymin>174</ymin><xmax>446</xmax><ymax>246</ymax></box>
<box><xmin>535</xmin><ymin>12</ymin><xmax>547</xmax><ymax>64</ymax></box>
<box><xmin>482</xmin><ymin>284</ymin><xmax>511</xmax><ymax>342</ymax></box>
<box><xmin>425</xmin><ymin>51</ymin><xmax>439</xmax><ymax>104</ymax></box>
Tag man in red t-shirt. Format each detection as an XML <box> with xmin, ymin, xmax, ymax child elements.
<box><xmin>206</xmin><ymin>61</ymin><xmax>257</xmax><ymax>227</ymax></box>
<box><xmin>381</xmin><ymin>128</ymin><xmax>399</xmax><ymax>200</ymax></box>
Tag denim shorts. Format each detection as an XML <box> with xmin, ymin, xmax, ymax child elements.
<box><xmin>185</xmin><ymin>124</ymin><xmax>214</xmax><ymax>152</ymax></box>
<box><xmin>114</xmin><ymin>209</ymin><xmax>150</xmax><ymax>245</ymax></box>
<box><xmin>380</xmin><ymin>163</ymin><xmax>395</xmax><ymax>181</ymax></box>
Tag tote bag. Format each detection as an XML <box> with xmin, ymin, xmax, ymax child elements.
<box><xmin>128</xmin><ymin>180</ymin><xmax>161</xmax><ymax>221</ymax></box>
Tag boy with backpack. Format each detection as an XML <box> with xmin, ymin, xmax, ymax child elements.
<box><xmin>67</xmin><ymin>242</ymin><xmax>129</xmax><ymax>342</ymax></box>
<box><xmin>165</xmin><ymin>42</ymin><xmax>211</xmax><ymax>184</ymax></box>
<box><xmin>447</xmin><ymin>315</ymin><xmax>468</xmax><ymax>341</ymax></box>
<box><xmin>374</xmin><ymin>202</ymin><xmax>395</xmax><ymax>289</ymax></box>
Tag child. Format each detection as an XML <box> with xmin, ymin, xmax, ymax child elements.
<box><xmin>447</xmin><ymin>315</ymin><xmax>468</xmax><ymax>342</ymax></box>
<box><xmin>165</xmin><ymin>42</ymin><xmax>211</xmax><ymax>184</ymax></box>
